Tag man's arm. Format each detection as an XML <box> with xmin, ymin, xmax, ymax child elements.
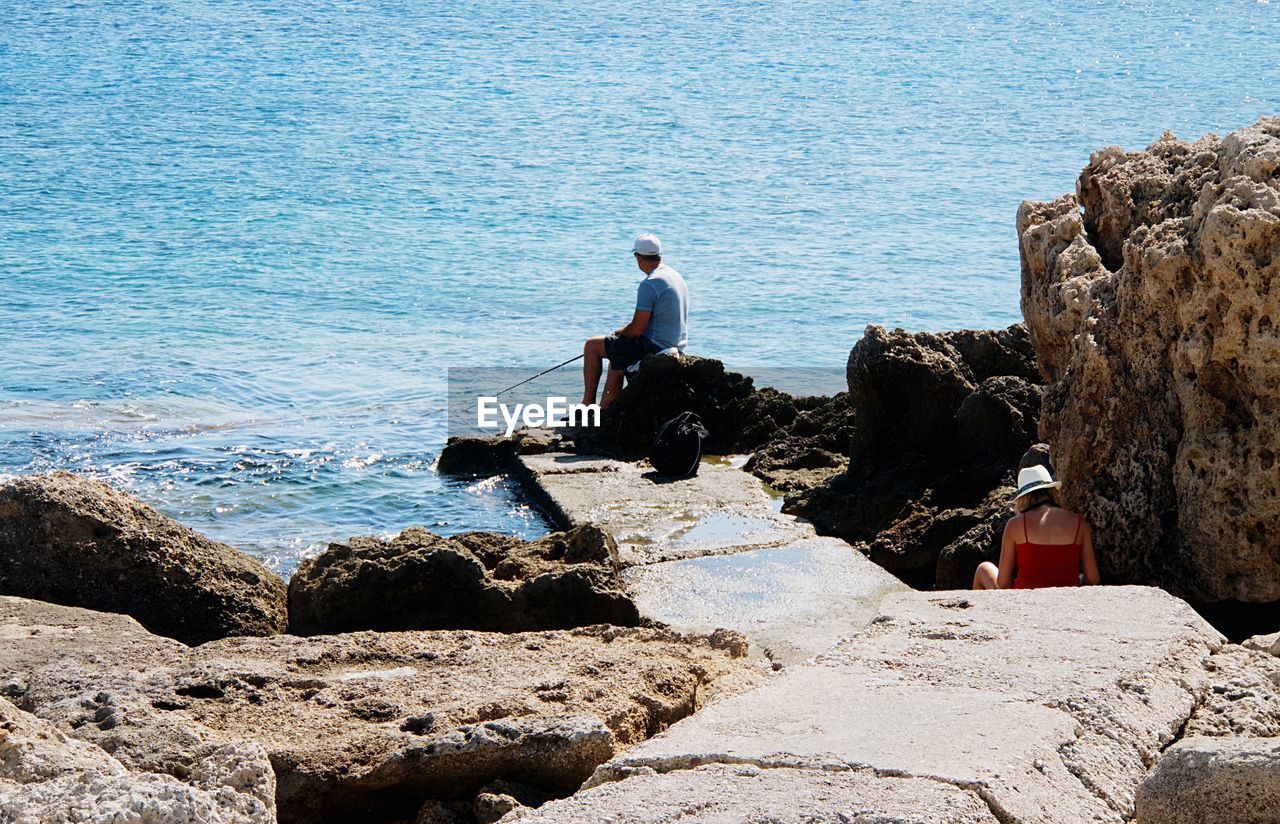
<box><xmin>619</xmin><ymin>280</ymin><xmax>656</xmax><ymax>338</ymax></box>
<box><xmin>616</xmin><ymin>309</ymin><xmax>651</xmax><ymax>339</ymax></box>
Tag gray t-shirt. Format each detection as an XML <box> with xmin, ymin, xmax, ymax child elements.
<box><xmin>635</xmin><ymin>264</ymin><xmax>688</xmax><ymax>352</ymax></box>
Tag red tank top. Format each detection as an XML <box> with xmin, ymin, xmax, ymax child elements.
<box><xmin>1013</xmin><ymin>511</ymin><xmax>1083</xmax><ymax>589</ymax></box>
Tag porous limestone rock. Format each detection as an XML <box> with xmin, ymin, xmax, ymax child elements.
<box><xmin>0</xmin><ymin>696</ymin><xmax>274</xmax><ymax>824</ymax></box>
<box><xmin>1245</xmin><ymin>630</ymin><xmax>1280</xmax><ymax>657</ymax></box>
<box><xmin>0</xmin><ymin>472</ymin><xmax>287</xmax><ymax>644</ymax></box>
<box><xmin>0</xmin><ymin>596</ymin><xmax>753</xmax><ymax>824</ymax></box>
<box><xmin>1018</xmin><ymin>117</ymin><xmax>1280</xmax><ymax>605</ymax></box>
<box><xmin>1134</xmin><ymin>736</ymin><xmax>1280</xmax><ymax>823</ymax></box>
<box><xmin>287</xmin><ymin>524</ymin><xmax>638</xmax><ymax>635</ymax></box>
<box><xmin>1184</xmin><ymin>645</ymin><xmax>1280</xmax><ymax>738</ymax></box>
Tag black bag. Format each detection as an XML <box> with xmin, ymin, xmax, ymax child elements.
<box><xmin>649</xmin><ymin>412</ymin><xmax>709</xmax><ymax>477</ymax></box>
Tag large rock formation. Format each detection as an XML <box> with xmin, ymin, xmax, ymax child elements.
<box><xmin>785</xmin><ymin>325</ymin><xmax>1042</xmax><ymax>587</ymax></box>
<box><xmin>0</xmin><ymin>596</ymin><xmax>753</xmax><ymax>824</ymax></box>
<box><xmin>0</xmin><ymin>695</ymin><xmax>274</xmax><ymax>824</ymax></box>
<box><xmin>287</xmin><ymin>524</ymin><xmax>639</xmax><ymax>635</ymax></box>
<box><xmin>0</xmin><ymin>473</ymin><xmax>287</xmax><ymax>645</ymax></box>
<box><xmin>1018</xmin><ymin>117</ymin><xmax>1280</xmax><ymax>607</ymax></box>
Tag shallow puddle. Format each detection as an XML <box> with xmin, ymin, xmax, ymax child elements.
<box><xmin>675</xmin><ymin>512</ymin><xmax>779</xmax><ymax>544</ymax></box>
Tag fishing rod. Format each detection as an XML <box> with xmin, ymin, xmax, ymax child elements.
<box><xmin>494</xmin><ymin>353</ymin><xmax>584</xmax><ymax>397</ymax></box>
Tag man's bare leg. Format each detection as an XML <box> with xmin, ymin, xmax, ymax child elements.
<box><xmin>582</xmin><ymin>336</ymin><xmax>607</xmax><ymax>406</ymax></box>
<box><xmin>600</xmin><ymin>369</ymin><xmax>626</xmax><ymax>409</ymax></box>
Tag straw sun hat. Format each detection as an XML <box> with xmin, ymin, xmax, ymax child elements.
<box><xmin>1011</xmin><ymin>465</ymin><xmax>1061</xmax><ymax>505</ymax></box>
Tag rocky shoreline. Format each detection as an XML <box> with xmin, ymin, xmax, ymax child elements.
<box><xmin>2</xmin><ymin>118</ymin><xmax>1280</xmax><ymax>822</ymax></box>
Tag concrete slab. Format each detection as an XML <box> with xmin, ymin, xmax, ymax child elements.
<box><xmin>515</xmin><ymin>454</ymin><xmax>810</xmax><ymax>566</ymax></box>
<box><xmin>515</xmin><ymin>452</ymin><xmax>907</xmax><ymax>665</ymax></box>
<box><xmin>622</xmin><ymin>537</ymin><xmax>905</xmax><ymax>665</ymax></box>
<box><xmin>566</xmin><ymin>587</ymin><xmax>1223</xmax><ymax>824</ymax></box>
<box><xmin>506</xmin><ymin>763</ymin><xmax>999</xmax><ymax>823</ymax></box>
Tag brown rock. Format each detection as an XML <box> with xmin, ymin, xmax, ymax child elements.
<box><xmin>573</xmin><ymin>355</ymin><xmax>758</xmax><ymax>459</ymax></box>
<box><xmin>844</xmin><ymin>325</ymin><xmax>978</xmax><ymax>460</ymax></box>
<box><xmin>1019</xmin><ymin>118</ymin><xmax>1280</xmax><ymax>605</ymax></box>
<box><xmin>741</xmin><ymin>393</ymin><xmax>852</xmax><ymax>492</ymax></box>
<box><xmin>437</xmin><ymin>430</ymin><xmax>569</xmax><ymax>478</ymax></box>
<box><xmin>473</xmin><ymin>780</ymin><xmax>551</xmax><ymax>823</ymax></box>
<box><xmin>436</xmin><ymin>436</ymin><xmax>519</xmax><ymax>477</ymax></box>
<box><xmin>0</xmin><ymin>595</ymin><xmax>752</xmax><ymax>824</ymax></box>
<box><xmin>781</xmin><ymin>328</ymin><xmax>1040</xmax><ymax>587</ymax></box>
<box><xmin>0</xmin><ymin>472</ymin><xmax>287</xmax><ymax>645</ymax></box>
<box><xmin>287</xmin><ymin>524</ymin><xmax>639</xmax><ymax>635</ymax></box>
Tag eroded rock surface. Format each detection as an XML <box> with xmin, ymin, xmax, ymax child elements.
<box><xmin>0</xmin><ymin>596</ymin><xmax>753</xmax><ymax>824</ymax></box>
<box><xmin>288</xmin><ymin>524</ymin><xmax>638</xmax><ymax>635</ymax></box>
<box><xmin>1133</xmin><ymin>626</ymin><xmax>1280</xmax><ymax>822</ymax></box>
<box><xmin>554</xmin><ymin>587</ymin><xmax>1222</xmax><ymax>823</ymax></box>
<box><xmin>1134</xmin><ymin>737</ymin><xmax>1280</xmax><ymax>824</ymax></box>
<box><xmin>0</xmin><ymin>695</ymin><xmax>274</xmax><ymax>824</ymax></box>
<box><xmin>1184</xmin><ymin>645</ymin><xmax>1280</xmax><ymax>738</ymax></box>
<box><xmin>1019</xmin><ymin>117</ymin><xmax>1280</xmax><ymax>605</ymax></box>
<box><xmin>0</xmin><ymin>472</ymin><xmax>287</xmax><ymax>645</ymax></box>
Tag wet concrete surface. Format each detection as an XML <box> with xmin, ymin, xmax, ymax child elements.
<box><xmin>622</xmin><ymin>536</ymin><xmax>904</xmax><ymax>665</ymax></box>
<box><xmin>514</xmin><ymin>452</ymin><xmax>904</xmax><ymax>665</ymax></box>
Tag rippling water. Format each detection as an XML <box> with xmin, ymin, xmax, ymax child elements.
<box><xmin>2</xmin><ymin>0</ymin><xmax>1276</xmax><ymax>575</ymax></box>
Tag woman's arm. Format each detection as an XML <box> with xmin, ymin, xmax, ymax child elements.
<box><xmin>1080</xmin><ymin>521</ymin><xmax>1101</xmax><ymax>585</ymax></box>
<box><xmin>996</xmin><ymin>517</ymin><xmax>1018</xmax><ymax>589</ymax></box>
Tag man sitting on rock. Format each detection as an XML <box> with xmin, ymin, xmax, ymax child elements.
<box><xmin>581</xmin><ymin>234</ymin><xmax>688</xmax><ymax>409</ymax></box>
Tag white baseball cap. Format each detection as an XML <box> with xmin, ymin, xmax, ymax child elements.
<box><xmin>632</xmin><ymin>234</ymin><xmax>662</xmax><ymax>256</ymax></box>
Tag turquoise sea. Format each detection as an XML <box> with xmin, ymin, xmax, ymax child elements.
<box><xmin>2</xmin><ymin>0</ymin><xmax>1277</xmax><ymax>575</ymax></box>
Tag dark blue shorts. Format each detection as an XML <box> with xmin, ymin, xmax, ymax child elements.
<box><xmin>604</xmin><ymin>334</ymin><xmax>660</xmax><ymax>371</ymax></box>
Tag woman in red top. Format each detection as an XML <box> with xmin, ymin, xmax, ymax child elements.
<box><xmin>973</xmin><ymin>465</ymin><xmax>1100</xmax><ymax>590</ymax></box>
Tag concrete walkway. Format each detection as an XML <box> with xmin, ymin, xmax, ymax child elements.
<box><xmin>510</xmin><ymin>454</ymin><xmax>1226</xmax><ymax>821</ymax></box>
<box><xmin>513</xmin><ymin>453</ymin><xmax>906</xmax><ymax>664</ymax></box>
<box><xmin>512</xmin><ymin>586</ymin><xmax>1224</xmax><ymax>823</ymax></box>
